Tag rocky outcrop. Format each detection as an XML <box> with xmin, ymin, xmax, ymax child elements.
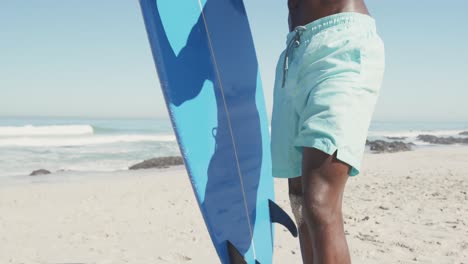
<box><xmin>417</xmin><ymin>135</ymin><xmax>468</xmax><ymax>145</ymax></box>
<box><xmin>29</xmin><ymin>169</ymin><xmax>51</xmax><ymax>176</ymax></box>
<box><xmin>129</xmin><ymin>156</ymin><xmax>184</xmax><ymax>170</ymax></box>
<box><xmin>385</xmin><ymin>136</ymin><xmax>407</xmax><ymax>140</ymax></box>
<box><xmin>366</xmin><ymin>140</ymin><xmax>413</xmax><ymax>153</ymax></box>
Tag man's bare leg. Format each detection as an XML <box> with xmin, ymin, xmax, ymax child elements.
<box><xmin>288</xmin><ymin>177</ymin><xmax>313</xmax><ymax>263</ymax></box>
<box><xmin>301</xmin><ymin>147</ymin><xmax>351</xmax><ymax>264</ymax></box>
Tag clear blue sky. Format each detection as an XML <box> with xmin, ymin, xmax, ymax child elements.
<box><xmin>1</xmin><ymin>1</ymin><xmax>467</xmax><ymax>122</ymax></box>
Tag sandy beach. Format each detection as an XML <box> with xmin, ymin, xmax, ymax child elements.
<box><xmin>1</xmin><ymin>146</ymin><xmax>467</xmax><ymax>264</ymax></box>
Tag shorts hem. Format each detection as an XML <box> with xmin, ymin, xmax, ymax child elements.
<box><xmin>294</xmin><ymin>137</ymin><xmax>361</xmax><ymax>176</ymax></box>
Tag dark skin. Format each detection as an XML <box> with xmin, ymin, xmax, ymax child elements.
<box><xmin>288</xmin><ymin>0</ymin><xmax>369</xmax><ymax>30</ymax></box>
<box><xmin>287</xmin><ymin>0</ymin><xmax>370</xmax><ymax>263</ymax></box>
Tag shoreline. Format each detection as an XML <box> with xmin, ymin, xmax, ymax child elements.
<box><xmin>4</xmin><ymin>143</ymin><xmax>468</xmax><ymax>180</ymax></box>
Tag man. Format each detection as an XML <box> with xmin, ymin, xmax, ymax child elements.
<box><xmin>271</xmin><ymin>0</ymin><xmax>385</xmax><ymax>263</ymax></box>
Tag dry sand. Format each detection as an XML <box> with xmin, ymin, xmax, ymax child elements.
<box><xmin>0</xmin><ymin>146</ymin><xmax>467</xmax><ymax>263</ymax></box>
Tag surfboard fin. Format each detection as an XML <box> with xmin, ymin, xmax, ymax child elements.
<box><xmin>226</xmin><ymin>201</ymin><xmax>297</xmax><ymax>263</ymax></box>
<box><xmin>227</xmin><ymin>241</ymin><xmax>247</xmax><ymax>264</ymax></box>
<box><xmin>226</xmin><ymin>241</ymin><xmax>261</xmax><ymax>264</ymax></box>
<box><xmin>269</xmin><ymin>199</ymin><xmax>298</xmax><ymax>237</ymax></box>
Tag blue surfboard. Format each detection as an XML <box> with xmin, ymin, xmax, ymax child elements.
<box><xmin>139</xmin><ymin>1</ymin><xmax>297</xmax><ymax>263</ymax></box>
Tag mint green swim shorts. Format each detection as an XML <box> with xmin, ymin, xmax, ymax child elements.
<box><xmin>271</xmin><ymin>12</ymin><xmax>385</xmax><ymax>178</ymax></box>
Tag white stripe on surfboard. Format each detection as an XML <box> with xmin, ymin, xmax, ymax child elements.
<box><xmin>197</xmin><ymin>0</ymin><xmax>257</xmax><ymax>259</ymax></box>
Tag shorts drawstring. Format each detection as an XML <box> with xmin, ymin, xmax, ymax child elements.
<box><xmin>282</xmin><ymin>26</ymin><xmax>307</xmax><ymax>88</ymax></box>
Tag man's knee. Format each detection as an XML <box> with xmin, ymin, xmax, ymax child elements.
<box><xmin>302</xmin><ymin>186</ymin><xmax>340</xmax><ymax>226</ymax></box>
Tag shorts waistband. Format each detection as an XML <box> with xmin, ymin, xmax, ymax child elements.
<box><xmin>286</xmin><ymin>12</ymin><xmax>376</xmax><ymax>44</ymax></box>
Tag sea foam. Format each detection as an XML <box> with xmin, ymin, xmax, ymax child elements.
<box><xmin>0</xmin><ymin>125</ymin><xmax>94</xmax><ymax>136</ymax></box>
<box><xmin>0</xmin><ymin>134</ymin><xmax>176</xmax><ymax>147</ymax></box>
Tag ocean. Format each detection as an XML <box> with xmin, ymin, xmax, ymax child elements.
<box><xmin>0</xmin><ymin>117</ymin><xmax>467</xmax><ymax>178</ymax></box>
<box><xmin>0</xmin><ymin>117</ymin><xmax>178</xmax><ymax>178</ymax></box>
